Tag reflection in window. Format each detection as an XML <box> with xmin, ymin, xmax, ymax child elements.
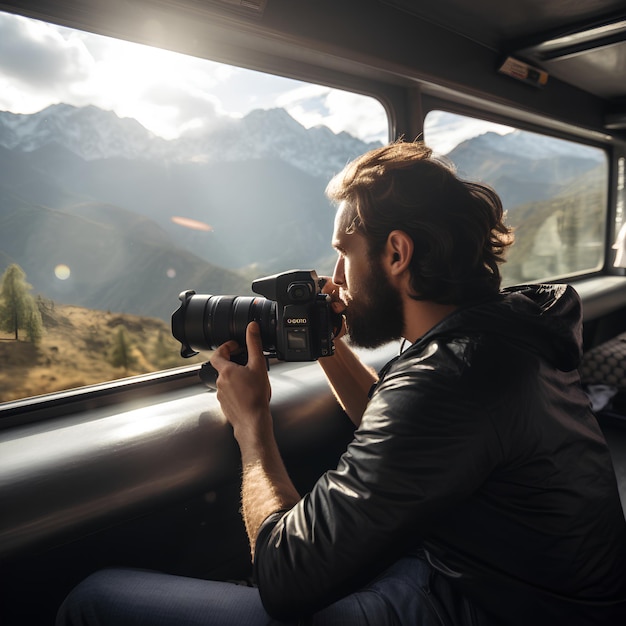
<box><xmin>613</xmin><ymin>158</ymin><xmax>626</xmax><ymax>268</ymax></box>
<box><xmin>0</xmin><ymin>11</ymin><xmax>388</xmax><ymax>403</ymax></box>
<box><xmin>424</xmin><ymin>110</ymin><xmax>608</xmax><ymax>287</ymax></box>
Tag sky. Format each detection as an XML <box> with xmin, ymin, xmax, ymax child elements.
<box><xmin>0</xmin><ymin>11</ymin><xmax>390</xmax><ymax>143</ymax></box>
<box><xmin>0</xmin><ymin>10</ymin><xmax>513</xmax><ymax>151</ymax></box>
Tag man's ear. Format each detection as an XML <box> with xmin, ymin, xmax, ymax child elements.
<box><xmin>385</xmin><ymin>230</ymin><xmax>413</xmax><ymax>276</ymax></box>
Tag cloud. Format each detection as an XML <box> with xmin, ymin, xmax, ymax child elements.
<box><xmin>277</xmin><ymin>84</ymin><xmax>388</xmax><ymax>143</ymax></box>
<box><xmin>63</xmin><ymin>34</ymin><xmax>233</xmax><ymax>137</ymax></box>
<box><xmin>0</xmin><ymin>13</ymin><xmax>92</xmax><ymax>91</ymax></box>
<box><xmin>424</xmin><ymin>110</ymin><xmax>513</xmax><ymax>154</ymax></box>
<box><xmin>0</xmin><ymin>12</ymin><xmax>234</xmax><ymax>138</ymax></box>
<box><xmin>0</xmin><ymin>13</ymin><xmax>95</xmax><ymax>112</ymax></box>
<box><xmin>135</xmin><ymin>82</ymin><xmax>227</xmax><ymax>138</ymax></box>
<box><xmin>0</xmin><ymin>10</ymin><xmax>390</xmax><ymax>143</ymax></box>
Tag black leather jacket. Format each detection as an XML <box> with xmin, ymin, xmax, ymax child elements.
<box><xmin>254</xmin><ymin>285</ymin><xmax>626</xmax><ymax>625</ymax></box>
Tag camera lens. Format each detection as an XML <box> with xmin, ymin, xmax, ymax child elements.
<box><xmin>172</xmin><ymin>292</ymin><xmax>277</xmax><ymax>356</ymax></box>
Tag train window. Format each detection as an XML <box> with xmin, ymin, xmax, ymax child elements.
<box><xmin>0</xmin><ymin>11</ymin><xmax>387</xmax><ymax>403</ymax></box>
<box><xmin>424</xmin><ymin>110</ymin><xmax>608</xmax><ymax>287</ymax></box>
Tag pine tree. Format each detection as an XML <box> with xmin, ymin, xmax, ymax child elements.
<box><xmin>154</xmin><ymin>330</ymin><xmax>168</xmax><ymax>363</ymax></box>
<box><xmin>0</xmin><ymin>263</ymin><xmax>43</xmax><ymax>342</ymax></box>
<box><xmin>153</xmin><ymin>329</ymin><xmax>179</xmax><ymax>368</ymax></box>
<box><xmin>25</xmin><ymin>300</ymin><xmax>44</xmax><ymax>346</ymax></box>
<box><xmin>109</xmin><ymin>327</ymin><xmax>138</xmax><ymax>372</ymax></box>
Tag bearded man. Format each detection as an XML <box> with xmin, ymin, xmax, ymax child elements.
<box><xmin>58</xmin><ymin>142</ymin><xmax>626</xmax><ymax>626</ymax></box>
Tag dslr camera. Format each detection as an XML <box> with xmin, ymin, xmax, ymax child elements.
<box><xmin>171</xmin><ymin>269</ymin><xmax>338</xmax><ymax>362</ymax></box>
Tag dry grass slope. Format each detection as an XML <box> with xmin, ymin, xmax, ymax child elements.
<box><xmin>0</xmin><ymin>302</ymin><xmax>199</xmax><ymax>403</ymax></box>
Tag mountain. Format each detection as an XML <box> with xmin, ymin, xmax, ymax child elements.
<box><xmin>441</xmin><ymin>129</ymin><xmax>606</xmax><ymax>284</ymax></box>
<box><xmin>0</xmin><ymin>104</ymin><xmax>170</xmax><ymax>162</ymax></box>
<box><xmin>23</xmin><ymin>147</ymin><xmax>336</xmax><ymax>272</ymax></box>
<box><xmin>0</xmin><ymin>104</ymin><xmax>380</xmax><ymax>180</ymax></box>
<box><xmin>446</xmin><ymin>131</ymin><xmax>604</xmax><ymax>210</ymax></box>
<box><xmin>0</xmin><ymin>103</ymin><xmax>381</xmax><ymax>272</ymax></box>
<box><xmin>0</xmin><ymin>104</ymin><xmax>379</xmax><ymax>320</ymax></box>
<box><xmin>0</xmin><ymin>184</ymin><xmax>252</xmax><ymax>321</ymax></box>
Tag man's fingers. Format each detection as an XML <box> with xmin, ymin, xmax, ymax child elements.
<box><xmin>331</xmin><ymin>300</ymin><xmax>346</xmax><ymax>314</ymax></box>
<box><xmin>318</xmin><ymin>276</ymin><xmax>346</xmax><ymax>313</ymax></box>
<box><xmin>245</xmin><ymin>322</ymin><xmax>266</xmax><ymax>368</ymax></box>
<box><xmin>209</xmin><ymin>323</ymin><xmax>265</xmax><ymax>372</ymax></box>
<box><xmin>318</xmin><ymin>276</ymin><xmax>335</xmax><ymax>295</ymax></box>
<box><xmin>210</xmin><ymin>340</ymin><xmax>239</xmax><ymax>372</ymax></box>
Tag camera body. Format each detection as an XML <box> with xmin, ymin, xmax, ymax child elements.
<box><xmin>251</xmin><ymin>269</ymin><xmax>336</xmax><ymax>361</ymax></box>
<box><xmin>172</xmin><ymin>269</ymin><xmax>337</xmax><ymax>362</ymax></box>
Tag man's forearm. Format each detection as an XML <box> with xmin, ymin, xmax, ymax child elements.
<box><xmin>239</xmin><ymin>435</ymin><xmax>301</xmax><ymax>560</ymax></box>
<box><xmin>209</xmin><ymin>324</ymin><xmax>302</xmax><ymax>560</ymax></box>
<box><xmin>319</xmin><ymin>338</ymin><xmax>378</xmax><ymax>426</ymax></box>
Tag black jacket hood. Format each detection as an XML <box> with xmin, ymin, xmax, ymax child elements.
<box><xmin>416</xmin><ymin>284</ymin><xmax>583</xmax><ymax>372</ymax></box>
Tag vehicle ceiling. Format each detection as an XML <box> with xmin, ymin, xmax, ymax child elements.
<box><xmin>386</xmin><ymin>0</ymin><xmax>626</xmax><ymax>128</ymax></box>
<box><xmin>0</xmin><ymin>0</ymin><xmax>624</xmax><ymax>132</ymax></box>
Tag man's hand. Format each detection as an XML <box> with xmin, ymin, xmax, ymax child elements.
<box><xmin>209</xmin><ymin>321</ymin><xmax>300</xmax><ymax>558</ymax></box>
<box><xmin>319</xmin><ymin>276</ymin><xmax>347</xmax><ymax>339</ymax></box>
<box><xmin>210</xmin><ymin>321</ymin><xmax>272</xmax><ymax>449</ymax></box>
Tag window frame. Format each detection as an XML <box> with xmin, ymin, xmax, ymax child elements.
<box><xmin>1</xmin><ymin>7</ymin><xmax>624</xmax><ymax>420</ymax></box>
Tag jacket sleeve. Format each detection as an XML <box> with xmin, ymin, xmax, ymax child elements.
<box><xmin>253</xmin><ymin>342</ymin><xmax>502</xmax><ymax>620</ymax></box>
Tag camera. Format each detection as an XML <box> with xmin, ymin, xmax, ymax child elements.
<box><xmin>171</xmin><ymin>269</ymin><xmax>338</xmax><ymax>362</ymax></box>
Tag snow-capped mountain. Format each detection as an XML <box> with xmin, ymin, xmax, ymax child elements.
<box><xmin>445</xmin><ymin>129</ymin><xmax>605</xmax><ymax>210</ymax></box>
<box><xmin>0</xmin><ymin>104</ymin><xmax>380</xmax><ymax>180</ymax></box>
<box><xmin>0</xmin><ymin>104</ymin><xmax>170</xmax><ymax>161</ymax></box>
<box><xmin>453</xmin><ymin>130</ymin><xmax>605</xmax><ymax>162</ymax></box>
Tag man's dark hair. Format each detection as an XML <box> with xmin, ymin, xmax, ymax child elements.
<box><xmin>326</xmin><ymin>141</ymin><xmax>514</xmax><ymax>304</ymax></box>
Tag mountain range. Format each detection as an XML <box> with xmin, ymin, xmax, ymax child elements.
<box><xmin>0</xmin><ymin>104</ymin><xmax>379</xmax><ymax>321</ymax></box>
<box><xmin>0</xmin><ymin>104</ymin><xmax>606</xmax><ymax>321</ymax></box>
<box><xmin>0</xmin><ymin>103</ymin><xmax>376</xmax><ymax>180</ymax></box>
<box><xmin>446</xmin><ymin>131</ymin><xmax>605</xmax><ymax>210</ymax></box>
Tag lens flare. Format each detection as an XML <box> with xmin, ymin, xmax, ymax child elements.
<box><xmin>54</xmin><ymin>264</ymin><xmax>71</xmax><ymax>280</ymax></box>
<box><xmin>171</xmin><ymin>216</ymin><xmax>213</xmax><ymax>231</ymax></box>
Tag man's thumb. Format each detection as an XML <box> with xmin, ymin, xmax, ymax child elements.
<box><xmin>246</xmin><ymin>321</ymin><xmax>265</xmax><ymax>364</ymax></box>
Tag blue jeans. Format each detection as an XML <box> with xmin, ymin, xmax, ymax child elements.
<box><xmin>56</xmin><ymin>553</ymin><xmax>484</xmax><ymax>626</ymax></box>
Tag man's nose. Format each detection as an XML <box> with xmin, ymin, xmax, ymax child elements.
<box><xmin>332</xmin><ymin>256</ymin><xmax>344</xmax><ymax>286</ymax></box>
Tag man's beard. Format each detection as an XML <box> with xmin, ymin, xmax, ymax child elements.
<box><xmin>344</xmin><ymin>258</ymin><xmax>405</xmax><ymax>349</ymax></box>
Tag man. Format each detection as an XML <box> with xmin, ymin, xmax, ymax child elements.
<box><xmin>58</xmin><ymin>142</ymin><xmax>626</xmax><ymax>625</ymax></box>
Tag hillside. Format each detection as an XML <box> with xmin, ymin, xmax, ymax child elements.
<box><xmin>0</xmin><ymin>184</ymin><xmax>253</xmax><ymax>321</ymax></box>
<box><xmin>0</xmin><ymin>301</ymin><xmax>203</xmax><ymax>403</ymax></box>
<box><xmin>502</xmin><ymin>165</ymin><xmax>606</xmax><ymax>283</ymax></box>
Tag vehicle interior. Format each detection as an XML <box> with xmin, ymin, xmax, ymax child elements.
<box><xmin>1</xmin><ymin>1</ymin><xmax>626</xmax><ymax>624</ymax></box>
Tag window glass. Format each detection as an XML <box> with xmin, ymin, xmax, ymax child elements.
<box><xmin>424</xmin><ymin>110</ymin><xmax>608</xmax><ymax>287</ymax></box>
<box><xmin>0</xmin><ymin>11</ymin><xmax>388</xmax><ymax>403</ymax></box>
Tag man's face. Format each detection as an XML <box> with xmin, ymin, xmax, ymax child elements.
<box><xmin>331</xmin><ymin>202</ymin><xmax>405</xmax><ymax>348</ymax></box>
